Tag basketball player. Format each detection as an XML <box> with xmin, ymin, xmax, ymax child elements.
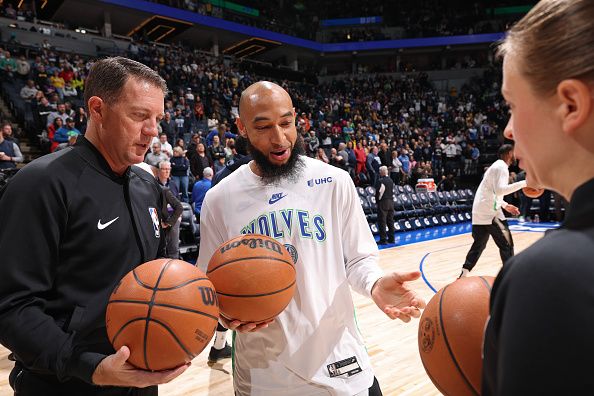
<box><xmin>0</xmin><ymin>58</ymin><xmax>189</xmax><ymax>395</ymax></box>
<box><xmin>482</xmin><ymin>1</ymin><xmax>594</xmax><ymax>394</ymax></box>
<box><xmin>458</xmin><ymin>144</ymin><xmax>526</xmax><ymax>278</ymax></box>
<box><xmin>197</xmin><ymin>81</ymin><xmax>426</xmax><ymax>395</ymax></box>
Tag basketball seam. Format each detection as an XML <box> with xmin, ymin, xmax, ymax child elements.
<box><xmin>132</xmin><ymin>271</ymin><xmax>210</xmax><ymax>291</ymax></box>
<box><xmin>216</xmin><ymin>279</ymin><xmax>296</xmax><ymax>298</ymax></box>
<box><xmin>143</xmin><ymin>259</ymin><xmax>174</xmax><ymax>370</ymax></box>
<box><xmin>439</xmin><ymin>284</ymin><xmax>480</xmax><ymax>396</ymax></box>
<box><xmin>149</xmin><ymin>317</ymin><xmax>195</xmax><ymax>360</ymax></box>
<box><xmin>206</xmin><ymin>256</ymin><xmax>294</xmax><ymax>274</ymax></box>
<box><xmin>110</xmin><ymin>317</ymin><xmax>145</xmax><ymax>349</ymax></box>
<box><xmin>107</xmin><ymin>299</ymin><xmax>219</xmax><ymax>321</ymax></box>
<box><xmin>478</xmin><ymin>276</ymin><xmax>493</xmax><ymax>293</ymax></box>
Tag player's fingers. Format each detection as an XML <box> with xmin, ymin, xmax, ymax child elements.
<box><xmin>412</xmin><ymin>297</ymin><xmax>427</xmax><ymax>309</ymax></box>
<box><xmin>402</xmin><ymin>306</ymin><xmax>422</xmax><ymax>318</ymax></box>
<box><xmin>384</xmin><ymin>306</ymin><xmax>403</xmax><ymax>320</ymax></box>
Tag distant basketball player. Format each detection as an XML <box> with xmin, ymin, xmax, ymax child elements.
<box><xmin>197</xmin><ymin>81</ymin><xmax>425</xmax><ymax>395</ymax></box>
<box><xmin>459</xmin><ymin>144</ymin><xmax>526</xmax><ymax>278</ymax></box>
<box><xmin>483</xmin><ymin>1</ymin><xmax>594</xmax><ymax>394</ymax></box>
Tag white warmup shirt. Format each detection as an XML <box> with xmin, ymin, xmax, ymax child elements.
<box><xmin>197</xmin><ymin>156</ymin><xmax>384</xmax><ymax>396</ymax></box>
<box><xmin>471</xmin><ymin>159</ymin><xmax>526</xmax><ymax>225</ymax></box>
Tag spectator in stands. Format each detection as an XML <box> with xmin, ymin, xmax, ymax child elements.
<box><xmin>62</xmin><ymin>81</ymin><xmax>78</xmax><ymax>98</ymax></box>
<box><xmin>170</xmin><ymin>146</ymin><xmax>190</xmax><ymax>203</ymax></box>
<box><xmin>206</xmin><ymin>123</ymin><xmax>235</xmax><ymax>147</ymax></box>
<box><xmin>173</xmin><ymin>108</ymin><xmax>185</xmax><ymax>138</ymax></box>
<box><xmin>398</xmin><ymin>149</ymin><xmax>411</xmax><ymax>184</ymax></box>
<box><xmin>354</xmin><ymin>141</ymin><xmax>367</xmax><ymax>177</ymax></box>
<box><xmin>53</xmin><ymin>117</ymin><xmax>80</xmax><ymax>148</ymax></box>
<box><xmin>152</xmin><ymin>132</ymin><xmax>173</xmax><ymax>157</ymax></box>
<box><xmin>0</xmin><ymin>123</ymin><xmax>23</xmax><ymax>169</ymax></box>
<box><xmin>438</xmin><ymin>173</ymin><xmax>457</xmax><ymax>191</ymax></box>
<box><xmin>145</xmin><ymin>141</ymin><xmax>168</xmax><ymax>167</ymax></box>
<box><xmin>157</xmin><ymin>161</ymin><xmax>183</xmax><ymax>259</ymax></box>
<box><xmin>160</xmin><ymin>111</ymin><xmax>176</xmax><ymax>145</ymax></box>
<box><xmin>0</xmin><ymin>50</ymin><xmax>17</xmax><ymax>79</ymax></box>
<box><xmin>74</xmin><ymin>106</ymin><xmax>87</xmax><ymax>134</ymax></box>
<box><xmin>315</xmin><ymin>147</ymin><xmax>329</xmax><ymax>163</ymax></box>
<box><xmin>337</xmin><ymin>142</ymin><xmax>351</xmax><ymax>174</ymax></box>
<box><xmin>55</xmin><ymin>130</ymin><xmax>78</xmax><ymax>151</ymax></box>
<box><xmin>47</xmin><ymin>103</ymin><xmax>69</xmax><ymax>127</ymax></box>
<box><xmin>174</xmin><ymin>137</ymin><xmax>187</xmax><ymax>155</ymax></box>
<box><xmin>366</xmin><ymin>145</ymin><xmax>381</xmax><ymax>186</ymax></box>
<box><xmin>47</xmin><ymin>117</ymin><xmax>63</xmax><ymax>152</ymax></box>
<box><xmin>208</xmin><ymin>134</ymin><xmax>225</xmax><ymax>161</ymax></box>
<box><xmin>191</xmin><ymin>166</ymin><xmax>213</xmax><ymax>223</ymax></box>
<box><xmin>2</xmin><ymin>123</ymin><xmax>18</xmax><ymax>146</ymax></box>
<box><xmin>189</xmin><ymin>142</ymin><xmax>211</xmax><ymax>180</ymax></box>
<box><xmin>50</xmin><ymin>70</ymin><xmax>66</xmax><ymax>100</ymax></box>
<box><xmin>70</xmin><ymin>71</ymin><xmax>84</xmax><ymax>95</ymax></box>
<box><xmin>390</xmin><ymin>149</ymin><xmax>403</xmax><ymax>185</ymax></box>
<box><xmin>16</xmin><ymin>55</ymin><xmax>30</xmax><ymax>80</ymax></box>
<box><xmin>20</xmin><ymin>79</ymin><xmax>38</xmax><ymax>103</ymax></box>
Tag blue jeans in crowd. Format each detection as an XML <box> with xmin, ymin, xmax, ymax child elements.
<box><xmin>171</xmin><ymin>175</ymin><xmax>189</xmax><ymax>203</ymax></box>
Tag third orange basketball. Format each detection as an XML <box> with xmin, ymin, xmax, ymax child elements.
<box><xmin>418</xmin><ymin>276</ymin><xmax>494</xmax><ymax>396</ymax></box>
<box><xmin>207</xmin><ymin>234</ymin><xmax>296</xmax><ymax>323</ymax></box>
<box><xmin>522</xmin><ymin>186</ymin><xmax>544</xmax><ymax>198</ymax></box>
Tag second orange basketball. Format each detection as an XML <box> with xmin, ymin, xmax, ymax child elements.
<box><xmin>207</xmin><ymin>234</ymin><xmax>296</xmax><ymax>323</ymax></box>
<box><xmin>522</xmin><ymin>186</ymin><xmax>544</xmax><ymax>198</ymax></box>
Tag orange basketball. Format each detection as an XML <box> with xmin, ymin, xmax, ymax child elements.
<box><xmin>418</xmin><ymin>276</ymin><xmax>494</xmax><ymax>396</ymax></box>
<box><xmin>106</xmin><ymin>259</ymin><xmax>219</xmax><ymax>371</ymax></box>
<box><xmin>522</xmin><ymin>186</ymin><xmax>544</xmax><ymax>198</ymax></box>
<box><xmin>207</xmin><ymin>234</ymin><xmax>296</xmax><ymax>323</ymax></box>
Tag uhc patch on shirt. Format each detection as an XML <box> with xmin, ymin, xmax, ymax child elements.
<box><xmin>148</xmin><ymin>207</ymin><xmax>160</xmax><ymax>238</ymax></box>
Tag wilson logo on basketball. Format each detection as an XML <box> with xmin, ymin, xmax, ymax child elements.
<box><xmin>420</xmin><ymin>317</ymin><xmax>435</xmax><ymax>353</ymax></box>
<box><xmin>219</xmin><ymin>237</ymin><xmax>282</xmax><ymax>255</ymax></box>
<box><xmin>198</xmin><ymin>286</ymin><xmax>218</xmax><ymax>306</ymax></box>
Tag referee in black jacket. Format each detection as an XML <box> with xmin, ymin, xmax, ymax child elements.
<box><xmin>375</xmin><ymin>165</ymin><xmax>395</xmax><ymax>245</ymax></box>
<box><xmin>483</xmin><ymin>1</ymin><xmax>594</xmax><ymax>395</ymax></box>
<box><xmin>0</xmin><ymin>58</ymin><xmax>189</xmax><ymax>394</ymax></box>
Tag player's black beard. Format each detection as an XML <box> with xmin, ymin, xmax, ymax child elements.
<box><xmin>247</xmin><ymin>134</ymin><xmax>305</xmax><ymax>186</ymax></box>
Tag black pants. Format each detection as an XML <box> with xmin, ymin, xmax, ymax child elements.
<box><xmin>9</xmin><ymin>362</ymin><xmax>158</xmax><ymax>396</ymax></box>
<box><xmin>369</xmin><ymin>376</ymin><xmax>383</xmax><ymax>396</ymax></box>
<box><xmin>377</xmin><ymin>201</ymin><xmax>395</xmax><ymax>244</ymax></box>
<box><xmin>463</xmin><ymin>218</ymin><xmax>514</xmax><ymax>271</ymax></box>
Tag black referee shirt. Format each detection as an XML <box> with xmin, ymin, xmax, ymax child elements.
<box><xmin>482</xmin><ymin>177</ymin><xmax>594</xmax><ymax>395</ymax></box>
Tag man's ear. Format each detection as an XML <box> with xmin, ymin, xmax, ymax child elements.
<box><xmin>556</xmin><ymin>79</ymin><xmax>592</xmax><ymax>136</ymax></box>
<box><xmin>236</xmin><ymin>117</ymin><xmax>247</xmax><ymax>138</ymax></box>
<box><xmin>87</xmin><ymin>96</ymin><xmax>104</xmax><ymax>123</ymax></box>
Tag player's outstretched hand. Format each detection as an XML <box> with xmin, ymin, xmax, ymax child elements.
<box><xmin>92</xmin><ymin>346</ymin><xmax>190</xmax><ymax>388</ymax></box>
<box><xmin>371</xmin><ymin>271</ymin><xmax>426</xmax><ymax>322</ymax></box>
<box><xmin>219</xmin><ymin>315</ymin><xmax>275</xmax><ymax>333</ymax></box>
<box><xmin>505</xmin><ymin>204</ymin><xmax>520</xmax><ymax>216</ymax></box>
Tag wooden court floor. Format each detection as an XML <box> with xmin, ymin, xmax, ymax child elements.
<box><xmin>0</xmin><ymin>228</ymin><xmax>545</xmax><ymax>395</ymax></box>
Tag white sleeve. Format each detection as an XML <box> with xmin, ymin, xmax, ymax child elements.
<box><xmin>492</xmin><ymin>164</ymin><xmax>526</xmax><ymax>210</ymax></box>
<box><xmin>196</xmin><ymin>189</ymin><xmax>227</xmax><ymax>273</ymax></box>
<box><xmin>340</xmin><ymin>173</ymin><xmax>384</xmax><ymax>298</ymax></box>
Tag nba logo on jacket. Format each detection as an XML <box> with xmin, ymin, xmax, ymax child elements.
<box><xmin>148</xmin><ymin>207</ymin><xmax>160</xmax><ymax>238</ymax></box>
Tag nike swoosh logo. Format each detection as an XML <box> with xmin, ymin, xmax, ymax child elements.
<box><xmin>97</xmin><ymin>217</ymin><xmax>120</xmax><ymax>230</ymax></box>
<box><xmin>268</xmin><ymin>194</ymin><xmax>287</xmax><ymax>205</ymax></box>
